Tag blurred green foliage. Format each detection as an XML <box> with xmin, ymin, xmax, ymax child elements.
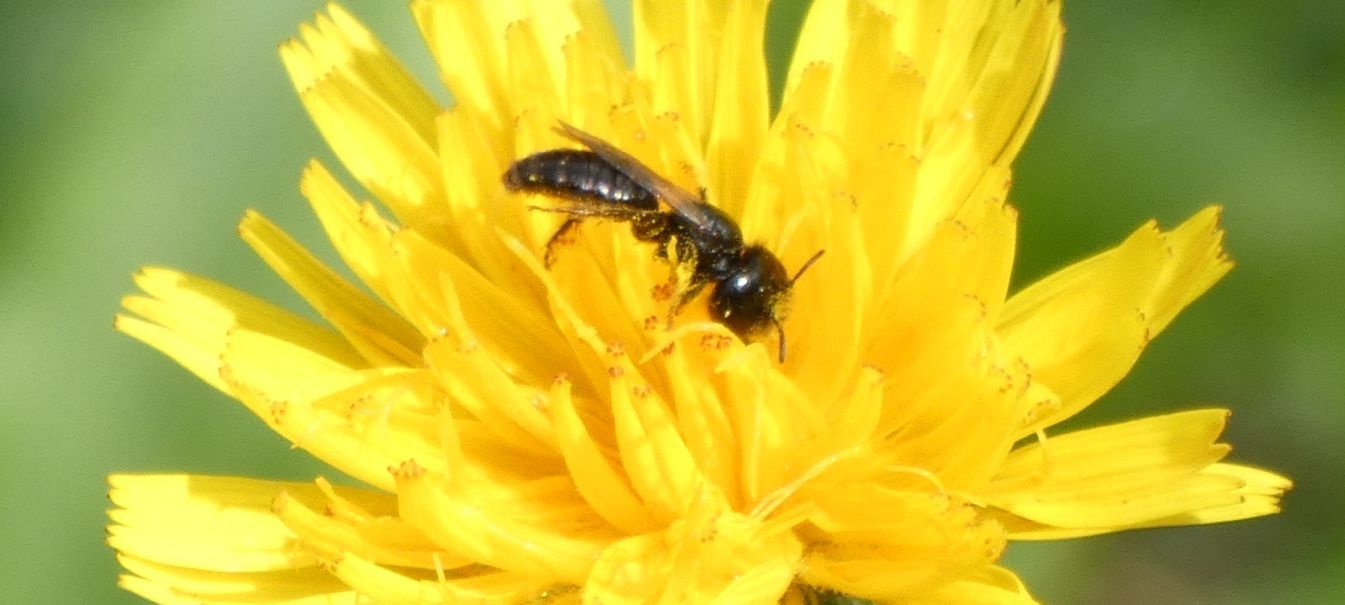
<box><xmin>1</xmin><ymin>1</ymin><xmax>1339</xmax><ymax>603</ymax></box>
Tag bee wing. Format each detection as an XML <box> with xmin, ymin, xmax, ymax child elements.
<box><xmin>553</xmin><ymin>121</ymin><xmax>718</xmax><ymax>231</ymax></box>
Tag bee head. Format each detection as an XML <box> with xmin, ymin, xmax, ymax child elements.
<box><xmin>709</xmin><ymin>245</ymin><xmax>791</xmax><ymax>337</ymax></box>
<box><xmin>710</xmin><ymin>247</ymin><xmax>823</xmax><ymax>361</ymax></box>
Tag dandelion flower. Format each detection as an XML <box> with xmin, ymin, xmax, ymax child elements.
<box><xmin>109</xmin><ymin>1</ymin><xmax>1291</xmax><ymax>603</ymax></box>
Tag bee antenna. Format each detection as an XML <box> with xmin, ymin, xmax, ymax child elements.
<box><xmin>789</xmin><ymin>249</ymin><xmax>826</xmax><ymax>286</ymax></box>
<box><xmin>774</xmin><ymin>318</ymin><xmax>787</xmax><ymax>363</ymax></box>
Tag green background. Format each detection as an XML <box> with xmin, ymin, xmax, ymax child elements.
<box><xmin>2</xmin><ymin>1</ymin><xmax>1340</xmax><ymax>603</ymax></box>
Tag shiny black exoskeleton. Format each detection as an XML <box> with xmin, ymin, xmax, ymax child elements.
<box><xmin>503</xmin><ymin>122</ymin><xmax>823</xmax><ymax>361</ymax></box>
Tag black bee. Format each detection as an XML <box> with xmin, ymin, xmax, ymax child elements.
<box><xmin>503</xmin><ymin>122</ymin><xmax>823</xmax><ymax>361</ymax></box>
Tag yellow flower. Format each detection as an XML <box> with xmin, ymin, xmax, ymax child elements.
<box><xmin>109</xmin><ymin>1</ymin><xmax>1290</xmax><ymax>603</ymax></box>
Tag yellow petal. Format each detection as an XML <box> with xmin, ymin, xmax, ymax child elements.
<box><xmin>108</xmin><ymin>474</ymin><xmax>391</xmax><ymax>572</ymax></box>
<box><xmin>609</xmin><ymin>362</ymin><xmax>708</xmax><ymax>523</ymax></box>
<box><xmin>633</xmin><ymin>0</ymin><xmax>731</xmax><ymax>141</ymax></box>
<box><xmin>433</xmin><ymin>105</ymin><xmax>545</xmax><ymax>288</ymax></box>
<box><xmin>718</xmin><ymin>353</ymin><xmax>821</xmax><ymax>506</ymax></box>
<box><xmin>299</xmin><ymin>160</ymin><xmax>400</xmax><ymax>308</ymax></box>
<box><xmin>992</xmin><ymin>461</ymin><xmax>1292</xmax><ymax>540</ymax></box>
<box><xmin>787</xmin><ymin>0</ymin><xmax>1061</xmax><ymax>259</ymax></box>
<box><xmin>826</xmin><ymin>4</ymin><xmax>927</xmax><ymax>275</ymax></box>
<box><xmin>982</xmin><ymin>409</ymin><xmax>1291</xmax><ymax>532</ymax></box>
<box><xmin>118</xmin><ymin>554</ymin><xmax>351</xmax><ymax>604</ymax></box>
<box><xmin>393</xmin><ymin>460</ymin><xmax>616</xmax><ymax>584</ymax></box>
<box><xmin>117</xmin><ymin>574</ymin><xmax>199</xmax><ymax>605</ymax></box>
<box><xmin>560</xmin><ymin>26</ymin><xmax>626</xmax><ymax>124</ymax></box>
<box><xmin>330</xmin><ymin>551</ymin><xmax>570</xmax><ymax>605</ymax></box>
<box><xmin>998</xmin><ymin>207</ymin><xmax>1233</xmax><ymax>435</ymax></box>
<box><xmin>281</xmin><ymin>5</ymin><xmax>443</xmax><ymax>228</ymax></box>
<box><xmin>414</xmin><ymin>0</ymin><xmax>615</xmax><ymax>127</ymax></box>
<box><xmin>1184</xmin><ymin>463</ymin><xmax>1294</xmax><ymax>522</ymax></box>
<box><xmin>109</xmin><ymin>475</ymin><xmax>309</xmax><ymax>573</ymax></box>
<box><xmin>424</xmin><ymin>339</ymin><xmax>559</xmax><ymax>456</ymax></box>
<box><xmin>549</xmin><ymin>374</ymin><xmax>659</xmax><ymax>534</ymax></box>
<box><xmin>891</xmin><ymin>0</ymin><xmax>1061</xmax><ymax>164</ymax></box>
<box><xmin>117</xmin><ymin>267</ymin><xmax>363</xmax><ymax>393</ymax></box>
<box><xmin>920</xmin><ymin>0</ymin><xmax>1062</xmax><ymax>165</ymax></box>
<box><xmin>218</xmin><ymin>331</ymin><xmax>444</xmax><ymax>491</ymax></box>
<box><xmin>501</xmin><ymin>228</ymin><xmax>661</xmax><ymax>387</ymax></box>
<box><xmin>990</xmin><ymin>409</ymin><xmax>1230</xmax><ymax>490</ymax></box>
<box><xmin>912</xmin><ymin>566</ymin><xmax>1039</xmax><ymax>605</ymax></box>
<box><xmin>799</xmin><ymin>484</ymin><xmax>1006</xmax><ymax>601</ymax></box>
<box><xmin>739</xmin><ymin>61</ymin><xmax>832</xmax><ymax>241</ymax></box>
<box><xmin>286</xmin><ymin>5</ymin><xmax>438</xmax><ymax>141</ymax></box>
<box><xmin>120</xmin><ymin>274</ymin><xmax>443</xmax><ymax>493</ymax></box>
<box><xmin>658</xmin><ymin>339</ymin><xmax>741</xmax><ymax>500</ymax></box>
<box><xmin>272</xmin><ymin>489</ymin><xmax>465</xmax><ymax>571</ymax></box>
<box><xmin>774</xmin><ymin>0</ymin><xmax>929</xmax><ymax>262</ymax></box>
<box><xmin>413</xmin><ymin>0</ymin><xmax>509</xmax><ymax>126</ymax></box>
<box><xmin>704</xmin><ymin>0</ymin><xmax>769</xmax><ymax>218</ymax></box>
<box><xmin>583</xmin><ymin>493</ymin><xmax>801</xmax><ymax>605</ymax></box>
<box><xmin>238</xmin><ymin>209</ymin><xmax>425</xmax><ymax>367</ymax></box>
<box><xmin>308</xmin><ymin>554</ymin><xmax>444</xmax><ymax>605</ymax></box>
<box><xmin>768</xmin><ymin>144</ymin><xmax>872</xmax><ymax>398</ymax></box>
<box><xmin>505</xmin><ymin>17</ymin><xmax>564</xmax><ymax>126</ymax></box>
<box><xmin>864</xmin><ymin>192</ymin><xmax>1022</xmax><ymax>488</ymax></box>
<box><xmin>393</xmin><ymin>185</ymin><xmax>573</xmax><ymax>383</ymax></box>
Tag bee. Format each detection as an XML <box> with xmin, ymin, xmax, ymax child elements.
<box><xmin>503</xmin><ymin>122</ymin><xmax>823</xmax><ymax>362</ymax></box>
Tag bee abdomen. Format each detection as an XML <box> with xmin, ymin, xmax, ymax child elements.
<box><xmin>504</xmin><ymin>149</ymin><xmax>658</xmax><ymax>210</ymax></box>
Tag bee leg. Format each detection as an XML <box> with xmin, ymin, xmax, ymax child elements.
<box><xmin>630</xmin><ymin>212</ymin><xmax>669</xmax><ymax>244</ymax></box>
<box><xmin>664</xmin><ymin>278</ymin><xmax>708</xmax><ymax>330</ymax></box>
<box><xmin>543</xmin><ymin>218</ymin><xmax>582</xmax><ymax>268</ymax></box>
